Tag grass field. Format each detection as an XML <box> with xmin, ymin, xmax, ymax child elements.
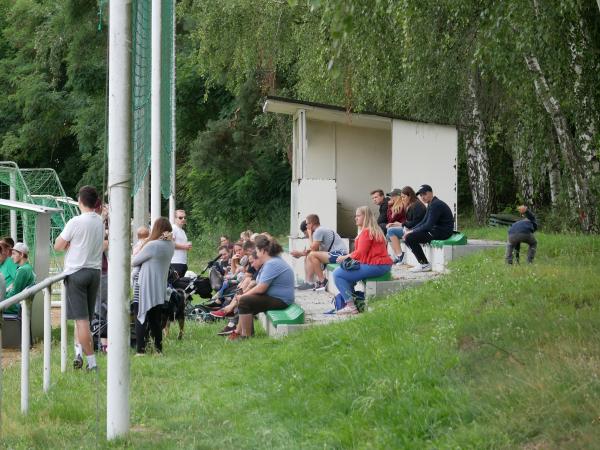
<box><xmin>1</xmin><ymin>228</ymin><xmax>599</xmax><ymax>449</ymax></box>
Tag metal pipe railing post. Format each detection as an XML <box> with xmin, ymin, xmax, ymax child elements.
<box><xmin>0</xmin><ymin>314</ymin><xmax>4</xmax><ymax>435</ymax></box>
<box><xmin>60</xmin><ymin>281</ymin><xmax>67</xmax><ymax>373</ymax></box>
<box><xmin>43</xmin><ymin>287</ymin><xmax>51</xmax><ymax>392</ymax></box>
<box><xmin>20</xmin><ymin>298</ymin><xmax>31</xmax><ymax>414</ymax></box>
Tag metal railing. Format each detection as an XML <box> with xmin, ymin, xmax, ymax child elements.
<box><xmin>0</xmin><ymin>272</ymin><xmax>67</xmax><ymax>429</ymax></box>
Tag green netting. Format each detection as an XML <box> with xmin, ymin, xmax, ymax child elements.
<box><xmin>131</xmin><ymin>0</ymin><xmax>175</xmax><ymax>199</ymax></box>
<box><xmin>160</xmin><ymin>0</ymin><xmax>175</xmax><ymax>199</ymax></box>
<box><xmin>0</xmin><ymin>162</ymin><xmax>39</xmax><ymax>263</ymax></box>
<box><xmin>131</xmin><ymin>0</ymin><xmax>152</xmax><ymax>197</ymax></box>
<box><xmin>0</xmin><ymin>163</ymin><xmax>78</xmax><ymax>271</ymax></box>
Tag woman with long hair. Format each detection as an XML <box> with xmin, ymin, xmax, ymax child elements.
<box><xmin>228</xmin><ymin>234</ymin><xmax>295</xmax><ymax>340</ymax></box>
<box><xmin>387</xmin><ymin>186</ymin><xmax>427</xmax><ymax>264</ymax></box>
<box><xmin>131</xmin><ymin>217</ymin><xmax>175</xmax><ymax>354</ymax></box>
<box><xmin>333</xmin><ymin>206</ymin><xmax>393</xmax><ymax>315</ymax></box>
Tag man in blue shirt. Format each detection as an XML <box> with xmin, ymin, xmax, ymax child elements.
<box><xmin>506</xmin><ymin>205</ymin><xmax>538</xmax><ymax>264</ymax></box>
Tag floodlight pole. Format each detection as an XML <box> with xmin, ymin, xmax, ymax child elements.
<box><xmin>150</xmin><ymin>0</ymin><xmax>162</xmax><ymax>224</ymax></box>
<box><xmin>169</xmin><ymin>8</ymin><xmax>176</xmax><ymax>224</ymax></box>
<box><xmin>9</xmin><ymin>172</ymin><xmax>17</xmax><ymax>242</ymax></box>
<box><xmin>107</xmin><ymin>0</ymin><xmax>132</xmax><ymax>440</ymax></box>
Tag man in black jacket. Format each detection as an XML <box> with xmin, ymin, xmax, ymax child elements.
<box><xmin>403</xmin><ymin>184</ymin><xmax>454</xmax><ymax>272</ymax></box>
<box><xmin>506</xmin><ymin>205</ymin><xmax>537</xmax><ymax>264</ymax></box>
<box><xmin>371</xmin><ymin>189</ymin><xmax>389</xmax><ymax>235</ymax></box>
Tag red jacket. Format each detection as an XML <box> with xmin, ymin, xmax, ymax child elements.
<box><xmin>350</xmin><ymin>229</ymin><xmax>393</xmax><ymax>265</ymax></box>
<box><xmin>387</xmin><ymin>206</ymin><xmax>406</xmax><ymax>224</ymax></box>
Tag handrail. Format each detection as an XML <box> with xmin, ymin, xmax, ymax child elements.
<box><xmin>0</xmin><ymin>272</ymin><xmax>67</xmax><ymax>311</ymax></box>
<box><xmin>0</xmin><ymin>271</ymin><xmax>68</xmax><ymax>434</ymax></box>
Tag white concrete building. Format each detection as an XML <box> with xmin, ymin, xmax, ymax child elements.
<box><xmin>263</xmin><ymin>97</ymin><xmax>458</xmax><ymax>239</ymax></box>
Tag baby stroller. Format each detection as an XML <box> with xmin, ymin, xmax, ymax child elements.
<box><xmin>91</xmin><ymin>302</ymin><xmax>108</xmax><ymax>351</ymax></box>
<box><xmin>167</xmin><ymin>268</ymin><xmax>216</xmax><ymax>323</ymax></box>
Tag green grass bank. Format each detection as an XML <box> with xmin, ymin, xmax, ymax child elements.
<box><xmin>1</xmin><ymin>230</ymin><xmax>599</xmax><ymax>448</ymax></box>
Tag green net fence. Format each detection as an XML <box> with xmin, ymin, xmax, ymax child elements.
<box><xmin>0</xmin><ymin>162</ymin><xmax>40</xmax><ymax>264</ymax></box>
<box><xmin>160</xmin><ymin>0</ymin><xmax>175</xmax><ymax>200</ymax></box>
<box><xmin>131</xmin><ymin>0</ymin><xmax>175</xmax><ymax>199</ymax></box>
<box><xmin>0</xmin><ymin>163</ymin><xmax>78</xmax><ymax>271</ymax></box>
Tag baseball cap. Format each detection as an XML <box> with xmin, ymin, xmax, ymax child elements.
<box><xmin>415</xmin><ymin>184</ymin><xmax>433</xmax><ymax>196</ymax></box>
<box><xmin>13</xmin><ymin>242</ymin><xmax>29</xmax><ymax>256</ymax></box>
<box><xmin>386</xmin><ymin>188</ymin><xmax>402</xmax><ymax>197</ymax></box>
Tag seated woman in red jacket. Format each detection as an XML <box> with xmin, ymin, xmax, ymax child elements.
<box><xmin>333</xmin><ymin>206</ymin><xmax>393</xmax><ymax>315</ymax></box>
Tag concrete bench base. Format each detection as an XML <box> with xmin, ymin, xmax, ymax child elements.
<box><xmin>258</xmin><ymin>313</ymin><xmax>311</xmax><ymax>338</ymax></box>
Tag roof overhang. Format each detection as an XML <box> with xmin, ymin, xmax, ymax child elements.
<box><xmin>264</xmin><ymin>97</ymin><xmax>392</xmax><ymax>131</ymax></box>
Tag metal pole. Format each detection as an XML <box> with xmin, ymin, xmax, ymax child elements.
<box><xmin>20</xmin><ymin>299</ymin><xmax>31</xmax><ymax>414</ymax></box>
<box><xmin>60</xmin><ymin>281</ymin><xmax>67</xmax><ymax>373</ymax></box>
<box><xmin>150</xmin><ymin>0</ymin><xmax>162</xmax><ymax>224</ymax></box>
<box><xmin>9</xmin><ymin>171</ymin><xmax>17</xmax><ymax>242</ymax></box>
<box><xmin>43</xmin><ymin>287</ymin><xmax>51</xmax><ymax>392</ymax></box>
<box><xmin>132</xmin><ymin>173</ymin><xmax>149</xmax><ymax>243</ymax></box>
<box><xmin>107</xmin><ymin>0</ymin><xmax>132</xmax><ymax>440</ymax></box>
<box><xmin>168</xmin><ymin>5</ymin><xmax>176</xmax><ymax>224</ymax></box>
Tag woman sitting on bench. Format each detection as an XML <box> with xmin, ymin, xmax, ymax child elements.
<box><xmin>333</xmin><ymin>206</ymin><xmax>393</xmax><ymax>315</ymax></box>
<box><xmin>228</xmin><ymin>235</ymin><xmax>295</xmax><ymax>340</ymax></box>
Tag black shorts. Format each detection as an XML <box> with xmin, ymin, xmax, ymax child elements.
<box><xmin>237</xmin><ymin>294</ymin><xmax>289</xmax><ymax>315</ymax></box>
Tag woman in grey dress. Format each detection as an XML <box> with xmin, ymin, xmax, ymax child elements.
<box><xmin>132</xmin><ymin>217</ymin><xmax>175</xmax><ymax>354</ymax></box>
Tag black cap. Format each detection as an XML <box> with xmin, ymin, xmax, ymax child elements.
<box><xmin>386</xmin><ymin>188</ymin><xmax>402</xmax><ymax>197</ymax></box>
<box><xmin>415</xmin><ymin>184</ymin><xmax>433</xmax><ymax>195</ymax></box>
<box><xmin>300</xmin><ymin>220</ymin><xmax>307</xmax><ymax>233</ymax></box>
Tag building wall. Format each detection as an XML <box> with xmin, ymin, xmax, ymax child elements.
<box><xmin>335</xmin><ymin>123</ymin><xmax>391</xmax><ymax>237</ymax></box>
<box><xmin>391</xmin><ymin>120</ymin><xmax>458</xmax><ymax>224</ymax></box>
<box><xmin>305</xmin><ymin>119</ymin><xmax>335</xmax><ymax>179</ymax></box>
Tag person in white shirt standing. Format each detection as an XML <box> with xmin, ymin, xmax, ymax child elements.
<box><xmin>170</xmin><ymin>209</ymin><xmax>192</xmax><ymax>278</ymax></box>
<box><xmin>54</xmin><ymin>186</ymin><xmax>104</xmax><ymax>371</ymax></box>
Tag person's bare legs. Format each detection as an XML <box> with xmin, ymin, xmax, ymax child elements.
<box><xmin>75</xmin><ymin>319</ymin><xmax>94</xmax><ymax>356</ymax></box>
<box><xmin>238</xmin><ymin>314</ymin><xmax>253</xmax><ymax>337</ymax></box>
<box><xmin>390</xmin><ymin>235</ymin><xmax>402</xmax><ymax>256</ymax></box>
<box><xmin>308</xmin><ymin>251</ymin><xmax>330</xmax><ymax>282</ymax></box>
<box><xmin>304</xmin><ymin>257</ymin><xmax>315</xmax><ymax>284</ymax></box>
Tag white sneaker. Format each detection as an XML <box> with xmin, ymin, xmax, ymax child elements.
<box><xmin>409</xmin><ymin>263</ymin><xmax>432</xmax><ymax>273</ymax></box>
<box><xmin>337</xmin><ymin>304</ymin><xmax>359</xmax><ymax>315</ymax></box>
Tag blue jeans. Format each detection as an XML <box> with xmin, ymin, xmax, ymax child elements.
<box><xmin>386</xmin><ymin>227</ymin><xmax>404</xmax><ymax>240</ymax></box>
<box><xmin>332</xmin><ymin>264</ymin><xmax>392</xmax><ymax>301</ymax></box>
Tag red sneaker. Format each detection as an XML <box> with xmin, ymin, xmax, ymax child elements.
<box><xmin>210</xmin><ymin>310</ymin><xmax>228</xmax><ymax>318</ymax></box>
<box><xmin>226</xmin><ymin>331</ymin><xmax>248</xmax><ymax>341</ymax></box>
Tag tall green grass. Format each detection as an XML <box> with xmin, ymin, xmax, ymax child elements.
<box><xmin>1</xmin><ymin>231</ymin><xmax>599</xmax><ymax>448</ymax></box>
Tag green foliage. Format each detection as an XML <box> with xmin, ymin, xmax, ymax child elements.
<box><xmin>178</xmin><ymin>77</ymin><xmax>291</xmax><ymax>236</ymax></box>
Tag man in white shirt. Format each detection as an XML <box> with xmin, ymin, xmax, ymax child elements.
<box><xmin>171</xmin><ymin>209</ymin><xmax>192</xmax><ymax>278</ymax></box>
<box><xmin>55</xmin><ymin>185</ymin><xmax>104</xmax><ymax>371</ymax></box>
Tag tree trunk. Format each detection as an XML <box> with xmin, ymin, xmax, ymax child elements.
<box><xmin>569</xmin><ymin>21</ymin><xmax>598</xmax><ymax>176</ymax></box>
<box><xmin>524</xmin><ymin>54</ymin><xmax>595</xmax><ymax>231</ymax></box>
<box><xmin>545</xmin><ymin>144</ymin><xmax>561</xmax><ymax>209</ymax></box>
<box><xmin>465</xmin><ymin>74</ymin><xmax>492</xmax><ymax>224</ymax></box>
<box><xmin>512</xmin><ymin>126</ymin><xmax>535</xmax><ymax>206</ymax></box>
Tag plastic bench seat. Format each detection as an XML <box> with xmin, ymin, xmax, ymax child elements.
<box><xmin>326</xmin><ymin>263</ymin><xmax>393</xmax><ymax>281</ymax></box>
<box><xmin>431</xmin><ymin>232</ymin><xmax>467</xmax><ymax>248</ymax></box>
<box><xmin>266</xmin><ymin>303</ymin><xmax>305</xmax><ymax>327</ymax></box>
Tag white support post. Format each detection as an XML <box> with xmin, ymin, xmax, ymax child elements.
<box><xmin>60</xmin><ymin>281</ymin><xmax>67</xmax><ymax>373</ymax></box>
<box><xmin>168</xmin><ymin>8</ymin><xmax>176</xmax><ymax>224</ymax></box>
<box><xmin>9</xmin><ymin>173</ymin><xmax>17</xmax><ymax>242</ymax></box>
<box><xmin>150</xmin><ymin>0</ymin><xmax>162</xmax><ymax>224</ymax></box>
<box><xmin>107</xmin><ymin>0</ymin><xmax>132</xmax><ymax>440</ymax></box>
<box><xmin>133</xmin><ymin>173</ymin><xmax>149</xmax><ymax>243</ymax></box>
<box><xmin>43</xmin><ymin>287</ymin><xmax>51</xmax><ymax>393</ymax></box>
<box><xmin>20</xmin><ymin>298</ymin><xmax>31</xmax><ymax>414</ymax></box>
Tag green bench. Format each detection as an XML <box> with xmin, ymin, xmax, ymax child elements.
<box><xmin>326</xmin><ymin>263</ymin><xmax>393</xmax><ymax>281</ymax></box>
<box><xmin>489</xmin><ymin>214</ymin><xmax>519</xmax><ymax>227</ymax></box>
<box><xmin>266</xmin><ymin>303</ymin><xmax>305</xmax><ymax>327</ymax></box>
<box><xmin>431</xmin><ymin>232</ymin><xmax>467</xmax><ymax>248</ymax></box>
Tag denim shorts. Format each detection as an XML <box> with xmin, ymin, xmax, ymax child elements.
<box><xmin>328</xmin><ymin>250</ymin><xmax>348</xmax><ymax>264</ymax></box>
<box><xmin>386</xmin><ymin>227</ymin><xmax>405</xmax><ymax>240</ymax></box>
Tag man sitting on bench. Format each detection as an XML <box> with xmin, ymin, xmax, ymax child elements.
<box><xmin>3</xmin><ymin>242</ymin><xmax>36</xmax><ymax>315</ymax></box>
<box><xmin>291</xmin><ymin>214</ymin><xmax>348</xmax><ymax>291</ymax></box>
<box><xmin>403</xmin><ymin>184</ymin><xmax>454</xmax><ymax>272</ymax></box>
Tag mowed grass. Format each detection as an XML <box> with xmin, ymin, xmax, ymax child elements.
<box><xmin>1</xmin><ymin>231</ymin><xmax>600</xmax><ymax>448</ymax></box>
